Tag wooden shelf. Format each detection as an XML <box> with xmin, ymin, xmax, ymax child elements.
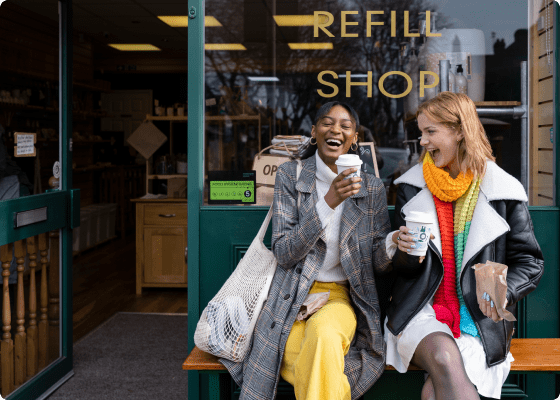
<box><xmin>145</xmin><ymin>114</ymin><xmax>261</xmax><ymax>122</ymax></box>
<box><xmin>146</xmin><ymin>115</ymin><xmax>188</xmax><ymax>121</ymax></box>
<box><xmin>404</xmin><ymin>101</ymin><xmax>523</xmax><ymax>123</ymax></box>
<box><xmin>0</xmin><ymin>67</ymin><xmax>110</xmax><ymax>92</ymax></box>
<box><xmin>148</xmin><ymin>174</ymin><xmax>188</xmax><ymax>180</ymax></box>
<box><xmin>474</xmin><ymin>101</ymin><xmax>521</xmax><ymax>107</ymax></box>
<box><xmin>0</xmin><ymin>101</ymin><xmax>107</xmax><ymax>117</ymax></box>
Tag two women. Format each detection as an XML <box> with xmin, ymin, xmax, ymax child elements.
<box><xmin>222</xmin><ymin>101</ymin><xmax>392</xmax><ymax>400</ymax></box>
<box><xmin>385</xmin><ymin>92</ymin><xmax>544</xmax><ymax>399</ymax></box>
<box><xmin>224</xmin><ymin>93</ymin><xmax>543</xmax><ymax>400</ymax></box>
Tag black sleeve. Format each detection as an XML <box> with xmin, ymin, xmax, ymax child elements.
<box><xmin>502</xmin><ymin>200</ymin><xmax>544</xmax><ymax>306</ymax></box>
<box><xmin>392</xmin><ymin>183</ymin><xmax>427</xmax><ymax>277</ymax></box>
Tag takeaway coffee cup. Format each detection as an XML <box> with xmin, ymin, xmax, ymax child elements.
<box><xmin>335</xmin><ymin>154</ymin><xmax>363</xmax><ymax>179</ymax></box>
<box><xmin>404</xmin><ymin>211</ymin><xmax>434</xmax><ymax>256</ymax></box>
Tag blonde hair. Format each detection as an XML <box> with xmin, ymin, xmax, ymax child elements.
<box><xmin>416</xmin><ymin>92</ymin><xmax>495</xmax><ymax>178</ymax></box>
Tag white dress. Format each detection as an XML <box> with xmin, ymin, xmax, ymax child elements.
<box><xmin>384</xmin><ymin>302</ymin><xmax>514</xmax><ymax>399</ymax></box>
<box><xmin>384</xmin><ymin>234</ymin><xmax>514</xmax><ymax>399</ymax></box>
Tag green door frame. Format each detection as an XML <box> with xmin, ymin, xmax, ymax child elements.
<box><xmin>187</xmin><ymin>1</ymin><xmax>204</xmax><ymax>399</ymax></box>
<box><xmin>187</xmin><ymin>2</ymin><xmax>560</xmax><ymax>399</ymax></box>
<box><xmin>3</xmin><ymin>1</ymin><xmax>76</xmax><ymax>398</ymax></box>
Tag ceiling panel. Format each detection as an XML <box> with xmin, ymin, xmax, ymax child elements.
<box><xmin>73</xmin><ymin>0</ymin><xmax>134</xmax><ymax>4</ymax></box>
<box><xmin>13</xmin><ymin>3</ymin><xmax>59</xmax><ymax>21</ymax></box>
<box><xmin>85</xmin><ymin>4</ymin><xmax>153</xmax><ymax>17</ymax></box>
<box><xmin>99</xmin><ymin>16</ymin><xmax>173</xmax><ymax>33</ymax></box>
<box><xmin>132</xmin><ymin>0</ymin><xmax>194</xmax><ymax>4</ymax></box>
<box><xmin>141</xmin><ymin>3</ymin><xmax>190</xmax><ymax>15</ymax></box>
<box><xmin>74</xmin><ymin>5</ymin><xmax>97</xmax><ymax>17</ymax></box>
<box><xmin>74</xmin><ymin>16</ymin><xmax>114</xmax><ymax>32</ymax></box>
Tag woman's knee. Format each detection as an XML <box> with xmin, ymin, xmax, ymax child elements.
<box><xmin>429</xmin><ymin>346</ymin><xmax>458</xmax><ymax>374</ymax></box>
<box><xmin>414</xmin><ymin>333</ymin><xmax>463</xmax><ymax>376</ymax></box>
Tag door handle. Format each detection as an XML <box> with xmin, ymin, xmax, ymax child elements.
<box><xmin>159</xmin><ymin>214</ymin><xmax>176</xmax><ymax>218</ymax></box>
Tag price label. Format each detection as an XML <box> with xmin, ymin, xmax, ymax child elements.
<box><xmin>14</xmin><ymin>132</ymin><xmax>37</xmax><ymax>157</ymax></box>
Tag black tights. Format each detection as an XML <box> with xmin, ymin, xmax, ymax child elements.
<box><xmin>411</xmin><ymin>332</ymin><xmax>480</xmax><ymax>400</ymax></box>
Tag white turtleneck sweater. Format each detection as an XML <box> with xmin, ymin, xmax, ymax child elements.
<box><xmin>313</xmin><ymin>151</ymin><xmax>348</xmax><ymax>283</ymax></box>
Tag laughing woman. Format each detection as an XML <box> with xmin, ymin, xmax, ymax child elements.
<box><xmin>384</xmin><ymin>92</ymin><xmax>544</xmax><ymax>400</ymax></box>
<box><xmin>222</xmin><ymin>102</ymin><xmax>392</xmax><ymax>400</ymax></box>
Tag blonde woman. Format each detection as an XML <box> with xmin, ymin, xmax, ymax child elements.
<box><xmin>384</xmin><ymin>92</ymin><xmax>543</xmax><ymax>399</ymax></box>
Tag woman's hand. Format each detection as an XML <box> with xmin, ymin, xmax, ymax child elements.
<box><xmin>324</xmin><ymin>168</ymin><xmax>362</xmax><ymax>209</ymax></box>
<box><xmin>478</xmin><ymin>292</ymin><xmax>506</xmax><ymax>322</ymax></box>
<box><xmin>392</xmin><ymin>226</ymin><xmax>435</xmax><ymax>263</ymax></box>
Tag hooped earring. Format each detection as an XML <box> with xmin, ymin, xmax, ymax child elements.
<box><xmin>310</xmin><ymin>137</ymin><xmax>317</xmax><ymax>145</ymax></box>
<box><xmin>351</xmin><ymin>142</ymin><xmax>358</xmax><ymax>151</ymax></box>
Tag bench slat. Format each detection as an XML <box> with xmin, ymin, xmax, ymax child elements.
<box><xmin>183</xmin><ymin>339</ymin><xmax>560</xmax><ymax>372</ymax></box>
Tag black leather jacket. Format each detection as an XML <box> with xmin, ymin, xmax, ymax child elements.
<box><xmin>386</xmin><ymin>182</ymin><xmax>544</xmax><ymax>367</ymax></box>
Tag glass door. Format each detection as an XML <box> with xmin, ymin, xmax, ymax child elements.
<box><xmin>0</xmin><ymin>1</ymin><xmax>76</xmax><ymax>398</ymax></box>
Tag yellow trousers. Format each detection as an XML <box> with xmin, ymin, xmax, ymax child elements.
<box><xmin>280</xmin><ymin>281</ymin><xmax>357</xmax><ymax>400</ymax></box>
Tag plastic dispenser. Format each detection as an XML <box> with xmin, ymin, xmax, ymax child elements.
<box><xmin>455</xmin><ymin>64</ymin><xmax>468</xmax><ymax>95</ymax></box>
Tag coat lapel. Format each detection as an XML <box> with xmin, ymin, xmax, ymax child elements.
<box><xmin>340</xmin><ymin>174</ymin><xmax>368</xmax><ymax>242</ymax></box>
<box><xmin>460</xmin><ymin>190</ymin><xmax>509</xmax><ymax>273</ymax></box>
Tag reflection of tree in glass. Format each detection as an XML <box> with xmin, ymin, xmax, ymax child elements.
<box><xmin>205</xmin><ymin>0</ymin><xmax>442</xmax><ymax>152</ymax></box>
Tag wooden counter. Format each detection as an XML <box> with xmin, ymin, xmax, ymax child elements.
<box><xmin>132</xmin><ymin>198</ymin><xmax>188</xmax><ymax>294</ymax></box>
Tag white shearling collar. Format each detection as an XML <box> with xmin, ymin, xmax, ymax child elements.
<box><xmin>393</xmin><ymin>161</ymin><xmax>527</xmax><ymax>202</ymax></box>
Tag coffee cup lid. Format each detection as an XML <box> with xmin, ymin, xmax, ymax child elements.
<box><xmin>335</xmin><ymin>154</ymin><xmax>362</xmax><ymax>166</ymax></box>
<box><xmin>404</xmin><ymin>211</ymin><xmax>433</xmax><ymax>224</ymax></box>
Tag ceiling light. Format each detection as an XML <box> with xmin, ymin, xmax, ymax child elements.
<box><xmin>205</xmin><ymin>43</ymin><xmax>246</xmax><ymax>51</ymax></box>
<box><xmin>248</xmin><ymin>77</ymin><xmax>280</xmax><ymax>82</ymax></box>
<box><xmin>108</xmin><ymin>44</ymin><xmax>161</xmax><ymax>51</ymax></box>
<box><xmin>158</xmin><ymin>16</ymin><xmax>222</xmax><ymax>27</ymax></box>
<box><xmin>288</xmin><ymin>43</ymin><xmax>333</xmax><ymax>50</ymax></box>
<box><xmin>273</xmin><ymin>15</ymin><xmax>330</xmax><ymax>26</ymax></box>
<box><xmin>338</xmin><ymin>74</ymin><xmax>370</xmax><ymax>78</ymax></box>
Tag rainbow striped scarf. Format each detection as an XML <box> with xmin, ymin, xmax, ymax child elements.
<box><xmin>423</xmin><ymin>153</ymin><xmax>481</xmax><ymax>338</ymax></box>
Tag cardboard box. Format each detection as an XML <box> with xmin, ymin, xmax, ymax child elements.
<box><xmin>256</xmin><ymin>185</ymin><xmax>275</xmax><ymax>206</ymax></box>
<box><xmin>167</xmin><ymin>178</ymin><xmax>187</xmax><ymax>198</ymax></box>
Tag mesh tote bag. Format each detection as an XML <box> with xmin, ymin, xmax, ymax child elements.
<box><xmin>194</xmin><ymin>161</ymin><xmax>301</xmax><ymax>362</ymax></box>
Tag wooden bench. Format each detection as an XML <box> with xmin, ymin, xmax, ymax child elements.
<box><xmin>184</xmin><ymin>339</ymin><xmax>560</xmax><ymax>399</ymax></box>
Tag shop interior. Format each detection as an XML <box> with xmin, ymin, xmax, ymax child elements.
<box><xmin>0</xmin><ymin>1</ymin><xmax>552</xmax><ymax>395</ymax></box>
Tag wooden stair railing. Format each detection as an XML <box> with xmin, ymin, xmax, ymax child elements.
<box><xmin>27</xmin><ymin>236</ymin><xmax>38</xmax><ymax>379</ymax></box>
<box><xmin>14</xmin><ymin>240</ymin><xmax>26</xmax><ymax>386</ymax></box>
<box><xmin>0</xmin><ymin>233</ymin><xmax>57</xmax><ymax>398</ymax></box>
<box><xmin>1</xmin><ymin>243</ymin><xmax>14</xmax><ymax>396</ymax></box>
<box><xmin>48</xmin><ymin>231</ymin><xmax>60</xmax><ymax>363</ymax></box>
<box><xmin>38</xmin><ymin>233</ymin><xmax>49</xmax><ymax>370</ymax></box>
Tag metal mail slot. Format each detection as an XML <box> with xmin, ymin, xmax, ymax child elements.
<box><xmin>14</xmin><ymin>207</ymin><xmax>48</xmax><ymax>228</ymax></box>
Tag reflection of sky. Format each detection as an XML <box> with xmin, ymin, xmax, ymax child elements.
<box><xmin>434</xmin><ymin>0</ymin><xmax>527</xmax><ymax>55</ymax></box>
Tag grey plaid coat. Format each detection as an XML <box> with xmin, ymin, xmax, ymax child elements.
<box><xmin>221</xmin><ymin>155</ymin><xmax>392</xmax><ymax>399</ymax></box>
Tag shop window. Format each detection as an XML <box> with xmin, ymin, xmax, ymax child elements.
<box><xmin>203</xmin><ymin>0</ymin><xmax>555</xmax><ymax>206</ymax></box>
<box><xmin>0</xmin><ymin>1</ymin><xmax>60</xmax><ymax>200</ymax></box>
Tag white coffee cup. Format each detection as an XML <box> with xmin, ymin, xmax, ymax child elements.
<box><xmin>404</xmin><ymin>211</ymin><xmax>434</xmax><ymax>256</ymax></box>
<box><xmin>335</xmin><ymin>154</ymin><xmax>363</xmax><ymax>179</ymax></box>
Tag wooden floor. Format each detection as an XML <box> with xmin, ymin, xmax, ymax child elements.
<box><xmin>72</xmin><ymin>235</ymin><xmax>189</xmax><ymax>343</ymax></box>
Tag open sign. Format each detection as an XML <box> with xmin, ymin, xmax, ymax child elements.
<box><xmin>252</xmin><ymin>154</ymin><xmax>292</xmax><ymax>187</ymax></box>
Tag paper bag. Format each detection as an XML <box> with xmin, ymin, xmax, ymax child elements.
<box><xmin>472</xmin><ymin>261</ymin><xmax>516</xmax><ymax>321</ymax></box>
<box><xmin>297</xmin><ymin>291</ymin><xmax>330</xmax><ymax>321</ymax></box>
